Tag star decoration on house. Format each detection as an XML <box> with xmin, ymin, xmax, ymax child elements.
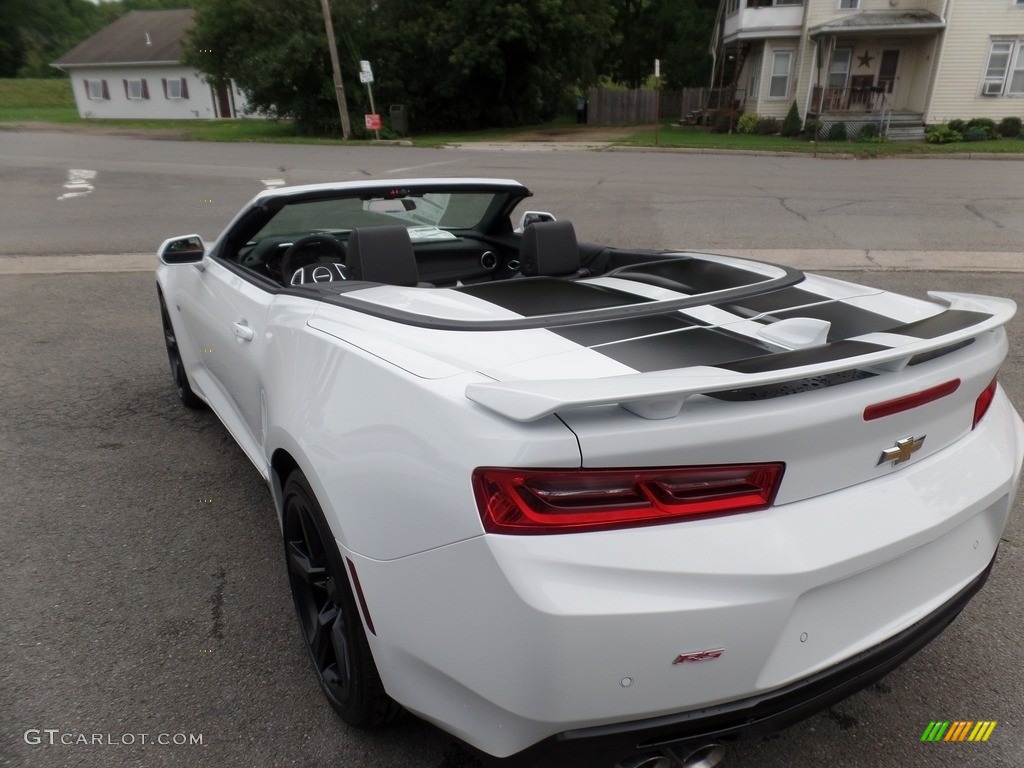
<box><xmin>858</xmin><ymin>51</ymin><xmax>874</xmax><ymax>68</ymax></box>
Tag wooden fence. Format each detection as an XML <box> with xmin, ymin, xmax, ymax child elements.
<box><xmin>585</xmin><ymin>88</ymin><xmax>710</xmax><ymax>124</ymax></box>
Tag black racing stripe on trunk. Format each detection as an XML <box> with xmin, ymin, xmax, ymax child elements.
<box><xmin>721</xmin><ymin>340</ymin><xmax>886</xmax><ymax>374</ymax></box>
<box><xmin>575</xmin><ymin>328</ymin><xmax>772</xmax><ymax>372</ymax></box>
<box><xmin>717</xmin><ymin>287</ymin><xmax>823</xmax><ymax>315</ymax></box>
<box><xmin>458</xmin><ymin>279</ymin><xmax>651</xmax><ymax>317</ymax></box>
<box><xmin>896</xmin><ymin>310</ymin><xmax>991</xmax><ymax>339</ymax></box>
<box><xmin>722</xmin><ymin>288</ymin><xmax>896</xmax><ymax>341</ymax></box>
<box><xmin>551</xmin><ymin>314</ymin><xmax>706</xmax><ymax>346</ymax></box>
<box><xmin>611</xmin><ymin>258</ymin><xmax>767</xmax><ymax>292</ymax></box>
<box><xmin>770</xmin><ymin>304</ymin><xmax>896</xmax><ymax>341</ymax></box>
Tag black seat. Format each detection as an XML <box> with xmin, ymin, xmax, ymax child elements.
<box><xmin>346</xmin><ymin>225</ymin><xmax>421</xmax><ymax>286</ymax></box>
<box><xmin>518</xmin><ymin>220</ymin><xmax>587</xmax><ymax>278</ymax></box>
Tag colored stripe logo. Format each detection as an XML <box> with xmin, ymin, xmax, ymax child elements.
<box><xmin>921</xmin><ymin>721</ymin><xmax>997</xmax><ymax>742</ymax></box>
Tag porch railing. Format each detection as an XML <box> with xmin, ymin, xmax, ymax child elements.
<box><xmin>811</xmin><ymin>85</ymin><xmax>887</xmax><ymax>115</ymax></box>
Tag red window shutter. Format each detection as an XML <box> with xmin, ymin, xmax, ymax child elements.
<box><xmin>123</xmin><ymin>79</ymin><xmax>129</xmax><ymax>98</ymax></box>
<box><xmin>102</xmin><ymin>80</ymin><xmax>110</xmax><ymax>100</ymax></box>
<box><xmin>181</xmin><ymin>78</ymin><xmax>189</xmax><ymax>99</ymax></box>
<box><xmin>162</xmin><ymin>78</ymin><xmax>168</xmax><ymax>98</ymax></box>
<box><xmin>142</xmin><ymin>79</ymin><xmax>150</xmax><ymax>100</ymax></box>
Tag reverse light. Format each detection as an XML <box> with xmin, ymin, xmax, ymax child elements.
<box><xmin>863</xmin><ymin>379</ymin><xmax>961</xmax><ymax>421</ymax></box>
<box><xmin>473</xmin><ymin>464</ymin><xmax>785</xmax><ymax>535</ymax></box>
<box><xmin>973</xmin><ymin>377</ymin><xmax>998</xmax><ymax>429</ymax></box>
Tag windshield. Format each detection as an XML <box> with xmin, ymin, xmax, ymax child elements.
<box><xmin>251</xmin><ymin>191</ymin><xmax>498</xmax><ymax>245</ymax></box>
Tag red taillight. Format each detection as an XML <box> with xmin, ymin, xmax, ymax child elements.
<box><xmin>973</xmin><ymin>377</ymin><xmax>998</xmax><ymax>429</ymax></box>
<box><xmin>473</xmin><ymin>464</ymin><xmax>785</xmax><ymax>535</ymax></box>
<box><xmin>863</xmin><ymin>379</ymin><xmax>961</xmax><ymax>421</ymax></box>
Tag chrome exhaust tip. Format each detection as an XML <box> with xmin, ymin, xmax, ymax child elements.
<box><xmin>615</xmin><ymin>754</ymin><xmax>673</xmax><ymax>768</ymax></box>
<box><xmin>667</xmin><ymin>743</ymin><xmax>726</xmax><ymax>768</ymax></box>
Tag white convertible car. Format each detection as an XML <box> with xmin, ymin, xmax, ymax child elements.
<box><xmin>156</xmin><ymin>179</ymin><xmax>1023</xmax><ymax>768</ymax></box>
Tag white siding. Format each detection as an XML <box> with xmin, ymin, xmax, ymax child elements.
<box><xmin>68</xmin><ymin>65</ymin><xmax>219</xmax><ymax>119</ymax></box>
<box><xmin>928</xmin><ymin>0</ymin><xmax>1024</xmax><ymax>121</ymax></box>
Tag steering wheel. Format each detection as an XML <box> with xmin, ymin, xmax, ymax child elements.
<box><xmin>280</xmin><ymin>234</ymin><xmax>350</xmax><ymax>285</ymax></box>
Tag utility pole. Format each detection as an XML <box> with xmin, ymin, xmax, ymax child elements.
<box><xmin>319</xmin><ymin>0</ymin><xmax>351</xmax><ymax>139</ymax></box>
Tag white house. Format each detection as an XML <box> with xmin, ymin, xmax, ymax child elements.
<box><xmin>710</xmin><ymin>0</ymin><xmax>1024</xmax><ymax>137</ymax></box>
<box><xmin>51</xmin><ymin>9</ymin><xmax>251</xmax><ymax>120</ymax></box>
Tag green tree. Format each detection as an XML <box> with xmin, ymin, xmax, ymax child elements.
<box><xmin>186</xmin><ymin>0</ymin><xmax>615</xmax><ymax>134</ymax></box>
<box><xmin>185</xmin><ymin>0</ymin><xmax>368</xmax><ymax>135</ymax></box>
<box><xmin>369</xmin><ymin>0</ymin><xmax>614</xmax><ymax>130</ymax></box>
<box><xmin>606</xmin><ymin>0</ymin><xmax>716</xmax><ymax>89</ymax></box>
<box><xmin>1</xmin><ymin>0</ymin><xmax>196</xmax><ymax>78</ymax></box>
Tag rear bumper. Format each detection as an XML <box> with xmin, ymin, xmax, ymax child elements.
<box><xmin>347</xmin><ymin>393</ymin><xmax>1023</xmax><ymax>761</ymax></box>
<box><xmin>495</xmin><ymin>552</ymin><xmax>996</xmax><ymax>768</ymax></box>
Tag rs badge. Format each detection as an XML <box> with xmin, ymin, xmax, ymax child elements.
<box><xmin>673</xmin><ymin>648</ymin><xmax>724</xmax><ymax>665</ymax></box>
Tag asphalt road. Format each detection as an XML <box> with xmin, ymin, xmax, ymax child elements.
<box><xmin>1</xmin><ymin>130</ymin><xmax>1023</xmax><ymax>257</ymax></box>
<box><xmin>1</xmin><ymin>131</ymin><xmax>1023</xmax><ymax>768</ymax></box>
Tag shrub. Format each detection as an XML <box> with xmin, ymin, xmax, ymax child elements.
<box><xmin>925</xmin><ymin>124</ymin><xmax>962</xmax><ymax>144</ymax></box>
<box><xmin>998</xmin><ymin>116</ymin><xmax>1022</xmax><ymax>138</ymax></box>
<box><xmin>947</xmin><ymin>119</ymin><xmax>966</xmax><ymax>133</ymax></box>
<box><xmin>963</xmin><ymin>126</ymin><xmax>989</xmax><ymax>142</ymax></box>
<box><xmin>857</xmin><ymin>123</ymin><xmax>879</xmax><ymax>141</ymax></box>
<box><xmin>755</xmin><ymin>116</ymin><xmax>780</xmax><ymax>135</ymax></box>
<box><xmin>965</xmin><ymin>117</ymin><xmax>998</xmax><ymax>140</ymax></box>
<box><xmin>827</xmin><ymin>122</ymin><xmax>847</xmax><ymax>141</ymax></box>
<box><xmin>781</xmin><ymin>101</ymin><xmax>802</xmax><ymax>137</ymax></box>
<box><xmin>709</xmin><ymin>108</ymin><xmax>739</xmax><ymax>134</ymax></box>
<box><xmin>736</xmin><ymin>112</ymin><xmax>759</xmax><ymax>134</ymax></box>
<box><xmin>803</xmin><ymin>119</ymin><xmax>822</xmax><ymax>140</ymax></box>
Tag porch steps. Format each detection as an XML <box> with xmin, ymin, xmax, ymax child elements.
<box><xmin>885</xmin><ymin>124</ymin><xmax>926</xmax><ymax>141</ymax></box>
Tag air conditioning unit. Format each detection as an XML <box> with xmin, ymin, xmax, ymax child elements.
<box><xmin>981</xmin><ymin>81</ymin><xmax>1003</xmax><ymax>96</ymax></box>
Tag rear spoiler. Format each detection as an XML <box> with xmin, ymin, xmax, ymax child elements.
<box><xmin>465</xmin><ymin>292</ymin><xmax>1015</xmax><ymax>422</ymax></box>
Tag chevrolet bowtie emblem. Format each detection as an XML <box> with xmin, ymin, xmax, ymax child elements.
<box><xmin>878</xmin><ymin>435</ymin><xmax>926</xmax><ymax>467</ymax></box>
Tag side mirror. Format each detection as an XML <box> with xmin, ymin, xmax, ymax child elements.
<box><xmin>515</xmin><ymin>211</ymin><xmax>556</xmax><ymax>233</ymax></box>
<box><xmin>158</xmin><ymin>235</ymin><xmax>205</xmax><ymax>265</ymax></box>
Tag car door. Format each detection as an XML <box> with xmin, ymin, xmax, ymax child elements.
<box><xmin>176</xmin><ymin>256</ymin><xmax>273</xmax><ymax>468</ymax></box>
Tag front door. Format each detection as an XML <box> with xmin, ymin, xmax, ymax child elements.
<box><xmin>878</xmin><ymin>50</ymin><xmax>900</xmax><ymax>101</ymax></box>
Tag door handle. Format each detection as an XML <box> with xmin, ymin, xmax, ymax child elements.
<box><xmin>233</xmin><ymin>322</ymin><xmax>255</xmax><ymax>342</ymax></box>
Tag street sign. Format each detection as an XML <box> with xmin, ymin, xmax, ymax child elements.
<box><xmin>359</xmin><ymin>71</ymin><xmax>374</xmax><ymax>84</ymax></box>
<box><xmin>365</xmin><ymin>113</ymin><xmax>381</xmax><ymax>130</ymax></box>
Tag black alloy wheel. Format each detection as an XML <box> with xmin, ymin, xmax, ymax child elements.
<box><xmin>158</xmin><ymin>292</ymin><xmax>203</xmax><ymax>409</ymax></box>
<box><xmin>282</xmin><ymin>470</ymin><xmax>399</xmax><ymax>727</ymax></box>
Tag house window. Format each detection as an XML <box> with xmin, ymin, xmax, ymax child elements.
<box><xmin>838</xmin><ymin>0</ymin><xmax>859</xmax><ymax>8</ymax></box>
<box><xmin>163</xmin><ymin>77</ymin><xmax>190</xmax><ymax>100</ymax></box>
<box><xmin>84</xmin><ymin>79</ymin><xmax>109</xmax><ymax>100</ymax></box>
<box><xmin>727</xmin><ymin>0</ymin><xmax>740</xmax><ymax>15</ymax></box>
<box><xmin>768</xmin><ymin>50</ymin><xmax>793</xmax><ymax>98</ymax></box>
<box><xmin>983</xmin><ymin>39</ymin><xmax>1024</xmax><ymax>96</ymax></box>
<box><xmin>124</xmin><ymin>78</ymin><xmax>150</xmax><ymax>100</ymax></box>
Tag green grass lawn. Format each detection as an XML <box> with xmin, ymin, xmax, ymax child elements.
<box><xmin>0</xmin><ymin>78</ymin><xmax>75</xmax><ymax>108</ymax></box>
<box><xmin>618</xmin><ymin>123</ymin><xmax>1024</xmax><ymax>156</ymax></box>
<box><xmin>3</xmin><ymin>78</ymin><xmax>1023</xmax><ymax>155</ymax></box>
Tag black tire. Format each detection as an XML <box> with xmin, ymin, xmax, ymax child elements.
<box><xmin>282</xmin><ymin>470</ymin><xmax>400</xmax><ymax>727</ymax></box>
<box><xmin>158</xmin><ymin>291</ymin><xmax>204</xmax><ymax>410</ymax></box>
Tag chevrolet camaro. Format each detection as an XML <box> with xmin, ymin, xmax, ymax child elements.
<box><xmin>155</xmin><ymin>178</ymin><xmax>1023</xmax><ymax>768</ymax></box>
